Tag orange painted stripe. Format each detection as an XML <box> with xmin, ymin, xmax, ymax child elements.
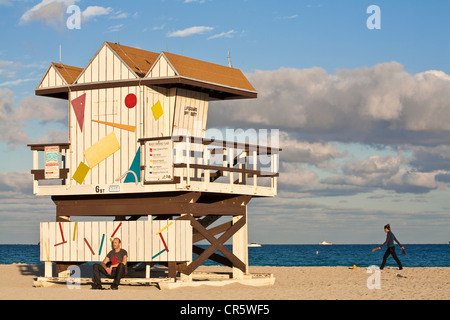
<box><xmin>92</xmin><ymin>119</ymin><xmax>136</xmax><ymax>132</ymax></box>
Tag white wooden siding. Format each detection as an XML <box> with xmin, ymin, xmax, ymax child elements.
<box><xmin>144</xmin><ymin>86</ymin><xmax>176</xmax><ymax>138</ymax></box>
<box><xmin>40</xmin><ymin>220</ymin><xmax>192</xmax><ymax>262</ymax></box>
<box><xmin>68</xmin><ymin>85</ymin><xmax>142</xmax><ymax>186</ymax></box>
<box><xmin>37</xmin><ymin>65</ymin><xmax>66</xmax><ymax>89</ymax></box>
<box><xmin>76</xmin><ymin>44</ymin><xmax>135</xmax><ymax>84</ymax></box>
<box><xmin>172</xmin><ymin>88</ymin><xmax>208</xmax><ymax>138</ymax></box>
<box><xmin>56</xmin><ymin>42</ymin><xmax>223</xmax><ymax>193</ymax></box>
<box><xmin>147</xmin><ymin>54</ymin><xmax>177</xmax><ymax>78</ymax></box>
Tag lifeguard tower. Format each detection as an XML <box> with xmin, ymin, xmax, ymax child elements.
<box><xmin>29</xmin><ymin>42</ymin><xmax>280</xmax><ymax>283</ymax></box>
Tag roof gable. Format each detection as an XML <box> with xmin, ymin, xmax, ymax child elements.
<box><xmin>146</xmin><ymin>52</ymin><xmax>178</xmax><ymax>78</ymax></box>
<box><xmin>36</xmin><ymin>42</ymin><xmax>257</xmax><ymax>100</ymax></box>
<box><xmin>52</xmin><ymin>63</ymin><xmax>83</xmax><ymax>84</ymax></box>
<box><xmin>37</xmin><ymin>62</ymin><xmax>82</xmax><ymax>89</ymax></box>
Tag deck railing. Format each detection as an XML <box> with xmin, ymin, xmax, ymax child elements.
<box><xmin>28</xmin><ymin>135</ymin><xmax>281</xmax><ymax>196</ymax></box>
<box><xmin>28</xmin><ymin>143</ymin><xmax>70</xmax><ymax>188</ymax></box>
<box><xmin>139</xmin><ymin>135</ymin><xmax>281</xmax><ymax>194</ymax></box>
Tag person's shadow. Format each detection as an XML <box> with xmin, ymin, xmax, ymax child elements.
<box><xmin>17</xmin><ymin>264</ymin><xmax>45</xmax><ymax>277</ymax></box>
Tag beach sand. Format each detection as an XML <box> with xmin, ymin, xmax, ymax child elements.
<box><xmin>0</xmin><ymin>264</ymin><xmax>448</xmax><ymax>300</ymax></box>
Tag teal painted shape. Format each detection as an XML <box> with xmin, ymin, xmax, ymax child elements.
<box><xmin>124</xmin><ymin>147</ymin><xmax>141</xmax><ymax>183</ymax></box>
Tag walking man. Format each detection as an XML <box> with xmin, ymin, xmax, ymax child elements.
<box><xmin>376</xmin><ymin>224</ymin><xmax>404</xmax><ymax>270</ymax></box>
<box><xmin>92</xmin><ymin>237</ymin><xmax>128</xmax><ymax>290</ymax></box>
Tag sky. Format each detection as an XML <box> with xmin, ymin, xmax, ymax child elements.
<box><xmin>0</xmin><ymin>0</ymin><xmax>450</xmax><ymax>244</ymax></box>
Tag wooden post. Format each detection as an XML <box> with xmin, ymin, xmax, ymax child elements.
<box><xmin>229</xmin><ymin>147</ymin><xmax>234</xmax><ymax>192</ymax></box>
<box><xmin>272</xmin><ymin>153</ymin><xmax>278</xmax><ymax>195</ymax></box>
<box><xmin>168</xmin><ymin>261</ymin><xmax>177</xmax><ymax>281</ymax></box>
<box><xmin>203</xmin><ymin>147</ymin><xmax>210</xmax><ymax>190</ymax></box>
<box><xmin>253</xmin><ymin>150</ymin><xmax>257</xmax><ymax>193</ymax></box>
<box><xmin>186</xmin><ymin>137</ymin><xmax>190</xmax><ymax>186</ymax></box>
<box><xmin>45</xmin><ymin>261</ymin><xmax>52</xmax><ymax>278</ymax></box>
<box><xmin>232</xmin><ymin>208</ymin><xmax>248</xmax><ymax>279</ymax></box>
<box><xmin>32</xmin><ymin>150</ymin><xmax>38</xmax><ymax>193</ymax></box>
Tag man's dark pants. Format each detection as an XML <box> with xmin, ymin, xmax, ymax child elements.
<box><xmin>380</xmin><ymin>247</ymin><xmax>403</xmax><ymax>269</ymax></box>
<box><xmin>92</xmin><ymin>263</ymin><xmax>127</xmax><ymax>288</ymax></box>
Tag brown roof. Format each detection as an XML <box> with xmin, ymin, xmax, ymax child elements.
<box><xmin>162</xmin><ymin>51</ymin><xmax>256</xmax><ymax>92</ymax></box>
<box><xmin>36</xmin><ymin>42</ymin><xmax>256</xmax><ymax>100</ymax></box>
<box><xmin>107</xmin><ymin>42</ymin><xmax>159</xmax><ymax>77</ymax></box>
<box><xmin>52</xmin><ymin>63</ymin><xmax>83</xmax><ymax>84</ymax></box>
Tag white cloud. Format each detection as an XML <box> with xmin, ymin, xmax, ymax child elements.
<box><xmin>109</xmin><ymin>10</ymin><xmax>129</xmax><ymax>19</ymax></box>
<box><xmin>0</xmin><ymin>89</ymin><xmax>67</xmax><ymax>147</ymax></box>
<box><xmin>0</xmin><ymin>78</ymin><xmax>37</xmax><ymax>87</ymax></box>
<box><xmin>279</xmin><ymin>131</ymin><xmax>347</xmax><ymax>168</ymax></box>
<box><xmin>0</xmin><ymin>60</ymin><xmax>22</xmax><ymax>78</ymax></box>
<box><xmin>107</xmin><ymin>24</ymin><xmax>123</xmax><ymax>33</ymax></box>
<box><xmin>0</xmin><ymin>88</ymin><xmax>29</xmax><ymax>146</ymax></box>
<box><xmin>277</xmin><ymin>14</ymin><xmax>298</xmax><ymax>20</ymax></box>
<box><xmin>208</xmin><ymin>62</ymin><xmax>450</xmax><ymax>196</ymax></box>
<box><xmin>278</xmin><ymin>163</ymin><xmax>318</xmax><ymax>188</ymax></box>
<box><xmin>16</xmin><ymin>96</ymin><xmax>67</xmax><ymax>124</ymax></box>
<box><xmin>209</xmin><ymin>62</ymin><xmax>450</xmax><ymax>145</ymax></box>
<box><xmin>208</xmin><ymin>30</ymin><xmax>235</xmax><ymax>40</ymax></box>
<box><xmin>0</xmin><ymin>0</ymin><xmax>12</xmax><ymax>7</ymax></box>
<box><xmin>19</xmin><ymin>0</ymin><xmax>78</xmax><ymax>27</ymax></box>
<box><xmin>82</xmin><ymin>6</ymin><xmax>113</xmax><ymax>21</ymax></box>
<box><xmin>19</xmin><ymin>1</ymin><xmax>116</xmax><ymax>28</ymax></box>
<box><xmin>321</xmin><ymin>153</ymin><xmax>448</xmax><ymax>194</ymax></box>
<box><xmin>167</xmin><ymin>26</ymin><xmax>214</xmax><ymax>37</ymax></box>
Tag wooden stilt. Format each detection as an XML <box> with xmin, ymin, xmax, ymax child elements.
<box><xmin>233</xmin><ymin>211</ymin><xmax>248</xmax><ymax>279</ymax></box>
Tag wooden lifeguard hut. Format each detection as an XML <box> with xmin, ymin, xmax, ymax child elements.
<box><xmin>29</xmin><ymin>42</ymin><xmax>280</xmax><ymax>281</ymax></box>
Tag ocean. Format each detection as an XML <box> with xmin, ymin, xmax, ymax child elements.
<box><xmin>1</xmin><ymin>244</ymin><xmax>449</xmax><ymax>267</ymax></box>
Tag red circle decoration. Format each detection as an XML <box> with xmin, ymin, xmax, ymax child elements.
<box><xmin>125</xmin><ymin>93</ymin><xmax>137</xmax><ymax>108</ymax></box>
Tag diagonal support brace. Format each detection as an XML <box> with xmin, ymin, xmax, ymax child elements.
<box><xmin>180</xmin><ymin>214</ymin><xmax>246</xmax><ymax>275</ymax></box>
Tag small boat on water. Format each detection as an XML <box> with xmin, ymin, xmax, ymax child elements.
<box><xmin>319</xmin><ymin>240</ymin><xmax>332</xmax><ymax>245</ymax></box>
<box><xmin>248</xmin><ymin>243</ymin><xmax>262</xmax><ymax>247</ymax></box>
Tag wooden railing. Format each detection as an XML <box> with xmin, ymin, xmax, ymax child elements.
<box><xmin>139</xmin><ymin>135</ymin><xmax>281</xmax><ymax>194</ymax></box>
<box><xmin>28</xmin><ymin>135</ymin><xmax>281</xmax><ymax>196</ymax></box>
<box><xmin>28</xmin><ymin>143</ymin><xmax>70</xmax><ymax>186</ymax></box>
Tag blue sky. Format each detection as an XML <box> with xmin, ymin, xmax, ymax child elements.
<box><xmin>1</xmin><ymin>0</ymin><xmax>450</xmax><ymax>244</ymax></box>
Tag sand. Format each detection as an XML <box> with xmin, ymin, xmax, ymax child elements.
<box><xmin>0</xmin><ymin>264</ymin><xmax>448</xmax><ymax>300</ymax></box>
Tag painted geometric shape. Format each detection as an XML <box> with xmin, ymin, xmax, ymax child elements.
<box><xmin>125</xmin><ymin>93</ymin><xmax>137</xmax><ymax>108</ymax></box>
<box><xmin>152</xmin><ymin>248</ymin><xmax>166</xmax><ymax>260</ymax></box>
<box><xmin>110</xmin><ymin>222</ymin><xmax>122</xmax><ymax>240</ymax></box>
<box><xmin>159</xmin><ymin>233</ymin><xmax>169</xmax><ymax>252</ymax></box>
<box><xmin>71</xmin><ymin>93</ymin><xmax>86</xmax><ymax>132</ymax></box>
<box><xmin>116</xmin><ymin>170</ymin><xmax>138</xmax><ymax>185</ymax></box>
<box><xmin>84</xmin><ymin>238</ymin><xmax>95</xmax><ymax>255</ymax></box>
<box><xmin>124</xmin><ymin>147</ymin><xmax>141</xmax><ymax>183</ymax></box>
<box><xmin>156</xmin><ymin>222</ymin><xmax>173</xmax><ymax>235</ymax></box>
<box><xmin>83</xmin><ymin>131</ymin><xmax>120</xmax><ymax>168</ymax></box>
<box><xmin>92</xmin><ymin>119</ymin><xmax>136</xmax><ymax>132</ymax></box>
<box><xmin>98</xmin><ymin>234</ymin><xmax>105</xmax><ymax>256</ymax></box>
<box><xmin>72</xmin><ymin>161</ymin><xmax>90</xmax><ymax>184</ymax></box>
<box><xmin>151</xmin><ymin>100</ymin><xmax>163</xmax><ymax>120</ymax></box>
